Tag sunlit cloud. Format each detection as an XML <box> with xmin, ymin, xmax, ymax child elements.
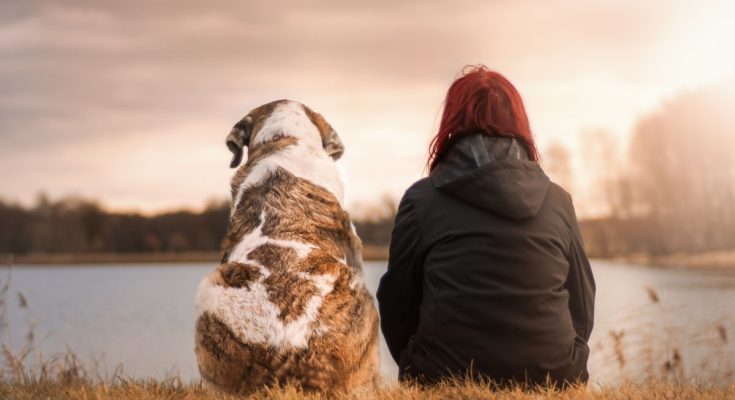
<box><xmin>1</xmin><ymin>0</ymin><xmax>733</xmax><ymax>215</ymax></box>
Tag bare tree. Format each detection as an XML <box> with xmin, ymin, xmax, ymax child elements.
<box><xmin>543</xmin><ymin>141</ymin><xmax>575</xmax><ymax>193</ymax></box>
<box><xmin>580</xmin><ymin>128</ymin><xmax>622</xmax><ymax>217</ymax></box>
<box><xmin>628</xmin><ymin>84</ymin><xmax>735</xmax><ymax>253</ymax></box>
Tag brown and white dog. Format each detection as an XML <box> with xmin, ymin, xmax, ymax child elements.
<box><xmin>194</xmin><ymin>100</ymin><xmax>380</xmax><ymax>395</ymax></box>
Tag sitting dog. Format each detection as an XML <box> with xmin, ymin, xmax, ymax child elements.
<box><xmin>195</xmin><ymin>100</ymin><xmax>379</xmax><ymax>394</ymax></box>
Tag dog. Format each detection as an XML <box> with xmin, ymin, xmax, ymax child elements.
<box><xmin>194</xmin><ymin>100</ymin><xmax>380</xmax><ymax>395</ymax></box>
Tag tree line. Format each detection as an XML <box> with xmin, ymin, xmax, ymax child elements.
<box><xmin>0</xmin><ymin>194</ymin><xmax>397</xmax><ymax>256</ymax></box>
<box><xmin>0</xmin><ymin>195</ymin><xmax>230</xmax><ymax>255</ymax></box>
<box><xmin>2</xmin><ymin>86</ymin><xmax>733</xmax><ymax>258</ymax></box>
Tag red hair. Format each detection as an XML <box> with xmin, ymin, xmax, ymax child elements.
<box><xmin>428</xmin><ymin>65</ymin><xmax>539</xmax><ymax>170</ymax></box>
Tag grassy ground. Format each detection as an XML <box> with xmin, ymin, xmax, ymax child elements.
<box><xmin>1</xmin><ymin>379</ymin><xmax>735</xmax><ymax>400</ymax></box>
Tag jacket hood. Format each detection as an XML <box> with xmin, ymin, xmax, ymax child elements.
<box><xmin>430</xmin><ymin>132</ymin><xmax>550</xmax><ymax>220</ymax></box>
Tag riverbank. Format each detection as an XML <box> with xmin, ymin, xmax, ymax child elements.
<box><xmin>7</xmin><ymin>251</ymin><xmax>221</xmax><ymax>265</ymax></box>
<box><xmin>7</xmin><ymin>248</ymin><xmax>735</xmax><ymax>269</ymax></box>
<box><xmin>1</xmin><ymin>380</ymin><xmax>734</xmax><ymax>400</ymax></box>
<box><xmin>610</xmin><ymin>249</ymin><xmax>735</xmax><ymax>270</ymax></box>
<box><xmin>6</xmin><ymin>245</ymin><xmax>391</xmax><ymax>265</ymax></box>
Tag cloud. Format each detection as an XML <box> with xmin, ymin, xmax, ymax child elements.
<box><xmin>1</xmin><ymin>0</ymin><xmax>733</xmax><ymax>212</ymax></box>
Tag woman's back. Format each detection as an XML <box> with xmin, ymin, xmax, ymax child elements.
<box><xmin>379</xmin><ymin>133</ymin><xmax>593</xmax><ymax>386</ymax></box>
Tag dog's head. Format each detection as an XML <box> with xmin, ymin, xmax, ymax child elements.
<box><xmin>225</xmin><ymin>100</ymin><xmax>344</xmax><ymax>168</ymax></box>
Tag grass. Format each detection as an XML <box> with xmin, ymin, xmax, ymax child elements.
<box><xmin>0</xmin><ymin>379</ymin><xmax>734</xmax><ymax>400</ymax></box>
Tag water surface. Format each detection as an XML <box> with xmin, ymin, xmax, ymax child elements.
<box><xmin>3</xmin><ymin>260</ymin><xmax>734</xmax><ymax>384</ymax></box>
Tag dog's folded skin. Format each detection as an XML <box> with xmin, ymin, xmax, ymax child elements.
<box><xmin>195</xmin><ymin>100</ymin><xmax>379</xmax><ymax>394</ymax></box>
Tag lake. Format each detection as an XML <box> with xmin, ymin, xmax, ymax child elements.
<box><xmin>2</xmin><ymin>260</ymin><xmax>734</xmax><ymax>385</ymax></box>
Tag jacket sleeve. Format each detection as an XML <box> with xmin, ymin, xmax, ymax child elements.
<box><xmin>376</xmin><ymin>192</ymin><xmax>425</xmax><ymax>364</ymax></box>
<box><xmin>565</xmin><ymin>200</ymin><xmax>596</xmax><ymax>342</ymax></box>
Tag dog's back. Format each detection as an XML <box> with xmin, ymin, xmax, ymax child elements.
<box><xmin>195</xmin><ymin>100</ymin><xmax>379</xmax><ymax>394</ymax></box>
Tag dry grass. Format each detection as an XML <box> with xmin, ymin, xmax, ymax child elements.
<box><xmin>0</xmin><ymin>379</ymin><xmax>734</xmax><ymax>400</ymax></box>
<box><xmin>586</xmin><ymin>284</ymin><xmax>735</xmax><ymax>384</ymax></box>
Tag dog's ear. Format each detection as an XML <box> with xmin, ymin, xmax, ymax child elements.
<box><xmin>322</xmin><ymin>129</ymin><xmax>344</xmax><ymax>161</ymax></box>
<box><xmin>225</xmin><ymin>116</ymin><xmax>252</xmax><ymax>168</ymax></box>
<box><xmin>303</xmin><ymin>105</ymin><xmax>344</xmax><ymax>160</ymax></box>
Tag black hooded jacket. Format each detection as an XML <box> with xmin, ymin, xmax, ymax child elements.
<box><xmin>376</xmin><ymin>133</ymin><xmax>595</xmax><ymax>387</ymax></box>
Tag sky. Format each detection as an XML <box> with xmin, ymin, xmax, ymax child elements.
<box><xmin>1</xmin><ymin>0</ymin><xmax>734</xmax><ymax>216</ymax></box>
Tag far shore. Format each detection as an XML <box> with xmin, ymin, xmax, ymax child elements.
<box><xmin>6</xmin><ymin>248</ymin><xmax>735</xmax><ymax>270</ymax></box>
<box><xmin>610</xmin><ymin>249</ymin><xmax>735</xmax><ymax>270</ymax></box>
<box><xmin>4</xmin><ymin>245</ymin><xmax>391</xmax><ymax>265</ymax></box>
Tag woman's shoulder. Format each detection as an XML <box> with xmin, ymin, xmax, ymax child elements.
<box><xmin>547</xmin><ymin>181</ymin><xmax>573</xmax><ymax>205</ymax></box>
<box><xmin>392</xmin><ymin>178</ymin><xmax>436</xmax><ymax>215</ymax></box>
<box><xmin>546</xmin><ymin>181</ymin><xmax>580</xmax><ymax>229</ymax></box>
<box><xmin>402</xmin><ymin>177</ymin><xmax>435</xmax><ymax>201</ymax></box>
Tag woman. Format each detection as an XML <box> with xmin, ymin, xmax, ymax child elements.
<box><xmin>376</xmin><ymin>66</ymin><xmax>595</xmax><ymax>388</ymax></box>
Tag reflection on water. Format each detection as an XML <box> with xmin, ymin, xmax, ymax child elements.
<box><xmin>3</xmin><ymin>260</ymin><xmax>735</xmax><ymax>384</ymax></box>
